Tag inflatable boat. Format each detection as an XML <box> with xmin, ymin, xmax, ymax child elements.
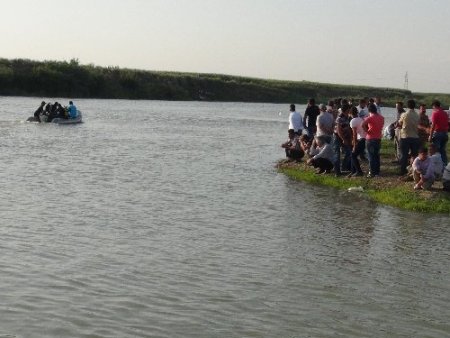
<box><xmin>26</xmin><ymin>111</ymin><xmax>83</xmax><ymax>124</ymax></box>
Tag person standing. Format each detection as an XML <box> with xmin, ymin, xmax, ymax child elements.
<box><xmin>333</xmin><ymin>104</ymin><xmax>352</xmax><ymax>176</ymax></box>
<box><xmin>316</xmin><ymin>103</ymin><xmax>334</xmax><ymax>143</ymax></box>
<box><xmin>356</xmin><ymin>99</ymin><xmax>368</xmax><ymax>118</ymax></box>
<box><xmin>374</xmin><ymin>96</ymin><xmax>383</xmax><ymax>115</ymax></box>
<box><xmin>303</xmin><ymin>98</ymin><xmax>320</xmax><ymax>138</ymax></box>
<box><xmin>429</xmin><ymin>100</ymin><xmax>449</xmax><ymax>165</ymax></box>
<box><xmin>398</xmin><ymin>99</ymin><xmax>420</xmax><ymax>175</ymax></box>
<box><xmin>288</xmin><ymin>104</ymin><xmax>303</xmax><ymax>135</ymax></box>
<box><xmin>417</xmin><ymin>103</ymin><xmax>430</xmax><ymax>146</ymax></box>
<box><xmin>349</xmin><ymin>106</ymin><xmax>366</xmax><ymax>177</ymax></box>
<box><xmin>362</xmin><ymin>104</ymin><xmax>385</xmax><ymax>177</ymax></box>
<box><xmin>393</xmin><ymin>101</ymin><xmax>406</xmax><ymax>162</ymax></box>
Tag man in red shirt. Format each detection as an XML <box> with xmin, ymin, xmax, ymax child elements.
<box><xmin>362</xmin><ymin>104</ymin><xmax>385</xmax><ymax>177</ymax></box>
<box><xmin>429</xmin><ymin>100</ymin><xmax>449</xmax><ymax>165</ymax></box>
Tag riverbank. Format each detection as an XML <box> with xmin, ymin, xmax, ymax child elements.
<box><xmin>2</xmin><ymin>58</ymin><xmax>450</xmax><ymax>105</ymax></box>
<box><xmin>278</xmin><ymin>140</ymin><xmax>450</xmax><ymax>213</ymax></box>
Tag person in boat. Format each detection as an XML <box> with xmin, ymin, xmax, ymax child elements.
<box><xmin>33</xmin><ymin>101</ymin><xmax>46</xmax><ymax>122</ymax></box>
<box><xmin>56</xmin><ymin>103</ymin><xmax>68</xmax><ymax>119</ymax></box>
<box><xmin>44</xmin><ymin>102</ymin><xmax>52</xmax><ymax>115</ymax></box>
<box><xmin>47</xmin><ymin>102</ymin><xmax>59</xmax><ymax>122</ymax></box>
<box><xmin>68</xmin><ymin>101</ymin><xmax>78</xmax><ymax>119</ymax></box>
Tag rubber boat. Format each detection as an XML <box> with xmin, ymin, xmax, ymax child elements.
<box><xmin>51</xmin><ymin>112</ymin><xmax>83</xmax><ymax>124</ymax></box>
<box><xmin>26</xmin><ymin>111</ymin><xmax>83</xmax><ymax>124</ymax></box>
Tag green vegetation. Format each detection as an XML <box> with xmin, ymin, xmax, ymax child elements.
<box><xmin>278</xmin><ymin>140</ymin><xmax>450</xmax><ymax>213</ymax></box>
<box><xmin>1</xmin><ymin>58</ymin><xmax>449</xmax><ymax>104</ymax></box>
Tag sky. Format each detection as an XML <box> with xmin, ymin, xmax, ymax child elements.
<box><xmin>1</xmin><ymin>0</ymin><xmax>449</xmax><ymax>93</ymax></box>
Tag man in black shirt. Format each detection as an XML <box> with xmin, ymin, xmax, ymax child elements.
<box><xmin>33</xmin><ymin>101</ymin><xmax>46</xmax><ymax>122</ymax></box>
<box><xmin>303</xmin><ymin>98</ymin><xmax>320</xmax><ymax>138</ymax></box>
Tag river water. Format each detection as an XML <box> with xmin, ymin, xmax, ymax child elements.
<box><xmin>0</xmin><ymin>97</ymin><xmax>449</xmax><ymax>338</ymax></box>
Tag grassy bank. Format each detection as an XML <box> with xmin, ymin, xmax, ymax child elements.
<box><xmin>1</xmin><ymin>58</ymin><xmax>449</xmax><ymax>105</ymax></box>
<box><xmin>278</xmin><ymin>140</ymin><xmax>450</xmax><ymax>213</ymax></box>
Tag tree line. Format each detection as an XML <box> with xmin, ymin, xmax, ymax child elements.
<box><xmin>0</xmin><ymin>58</ymin><xmax>447</xmax><ymax>106</ymax></box>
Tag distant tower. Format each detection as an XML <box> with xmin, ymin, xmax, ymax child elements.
<box><xmin>404</xmin><ymin>71</ymin><xmax>409</xmax><ymax>90</ymax></box>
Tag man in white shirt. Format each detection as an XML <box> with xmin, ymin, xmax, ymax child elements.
<box><xmin>357</xmin><ymin>99</ymin><xmax>368</xmax><ymax>118</ymax></box>
<box><xmin>429</xmin><ymin>144</ymin><xmax>444</xmax><ymax>180</ymax></box>
<box><xmin>349</xmin><ymin>107</ymin><xmax>367</xmax><ymax>177</ymax></box>
<box><xmin>288</xmin><ymin>104</ymin><xmax>303</xmax><ymax>135</ymax></box>
<box><xmin>316</xmin><ymin>103</ymin><xmax>334</xmax><ymax>143</ymax></box>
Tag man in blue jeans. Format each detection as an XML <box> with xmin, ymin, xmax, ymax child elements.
<box><xmin>429</xmin><ymin>100</ymin><xmax>449</xmax><ymax>165</ymax></box>
<box><xmin>333</xmin><ymin>104</ymin><xmax>352</xmax><ymax>176</ymax></box>
<box><xmin>362</xmin><ymin>104</ymin><xmax>385</xmax><ymax>177</ymax></box>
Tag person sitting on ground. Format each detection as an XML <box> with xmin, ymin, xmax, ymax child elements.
<box><xmin>307</xmin><ymin>135</ymin><xmax>335</xmax><ymax>174</ymax></box>
<box><xmin>281</xmin><ymin>129</ymin><xmax>304</xmax><ymax>161</ymax></box>
<box><xmin>417</xmin><ymin>103</ymin><xmax>430</xmax><ymax>146</ymax></box>
<box><xmin>429</xmin><ymin>144</ymin><xmax>444</xmax><ymax>180</ymax></box>
<box><xmin>288</xmin><ymin>104</ymin><xmax>303</xmax><ymax>136</ymax></box>
<box><xmin>33</xmin><ymin>101</ymin><xmax>46</xmax><ymax>122</ymax></box>
<box><xmin>412</xmin><ymin>147</ymin><xmax>435</xmax><ymax>190</ymax></box>
<box><xmin>68</xmin><ymin>101</ymin><xmax>78</xmax><ymax>119</ymax></box>
<box><xmin>442</xmin><ymin>162</ymin><xmax>450</xmax><ymax>191</ymax></box>
<box><xmin>316</xmin><ymin>103</ymin><xmax>334</xmax><ymax>144</ymax></box>
<box><xmin>349</xmin><ymin>106</ymin><xmax>366</xmax><ymax>177</ymax></box>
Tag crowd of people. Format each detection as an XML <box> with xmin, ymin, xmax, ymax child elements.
<box><xmin>281</xmin><ymin>97</ymin><xmax>450</xmax><ymax>191</ymax></box>
<box><xmin>33</xmin><ymin>100</ymin><xmax>78</xmax><ymax>122</ymax></box>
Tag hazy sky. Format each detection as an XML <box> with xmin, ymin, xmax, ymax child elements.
<box><xmin>1</xmin><ymin>0</ymin><xmax>449</xmax><ymax>93</ymax></box>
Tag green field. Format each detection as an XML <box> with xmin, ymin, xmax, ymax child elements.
<box><xmin>1</xmin><ymin>58</ymin><xmax>449</xmax><ymax>106</ymax></box>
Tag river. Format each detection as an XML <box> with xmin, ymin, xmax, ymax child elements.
<box><xmin>0</xmin><ymin>97</ymin><xmax>449</xmax><ymax>338</ymax></box>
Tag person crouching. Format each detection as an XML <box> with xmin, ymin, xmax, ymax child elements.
<box><xmin>412</xmin><ymin>147</ymin><xmax>435</xmax><ymax>190</ymax></box>
<box><xmin>307</xmin><ymin>135</ymin><xmax>334</xmax><ymax>174</ymax></box>
<box><xmin>281</xmin><ymin>129</ymin><xmax>304</xmax><ymax>161</ymax></box>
